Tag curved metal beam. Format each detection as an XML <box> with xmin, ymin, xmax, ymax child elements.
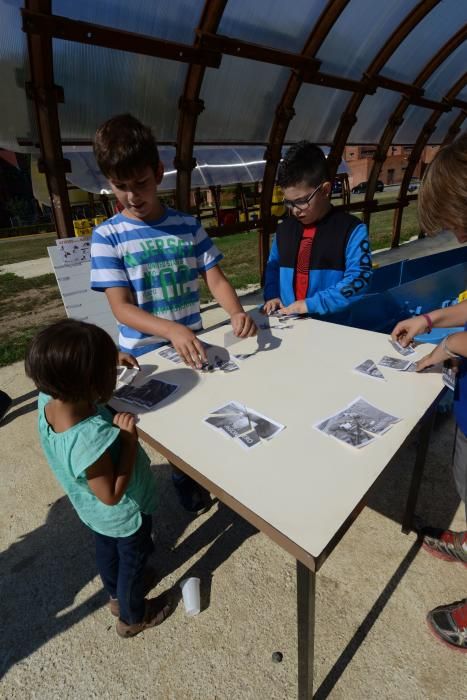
<box><xmin>174</xmin><ymin>0</ymin><xmax>227</xmax><ymax>211</ymax></box>
<box><xmin>326</xmin><ymin>0</ymin><xmax>440</xmax><ymax>179</ymax></box>
<box><xmin>363</xmin><ymin>26</ymin><xmax>466</xmax><ymax>221</ymax></box>
<box><xmin>258</xmin><ymin>0</ymin><xmax>350</xmax><ymax>274</ymax></box>
<box><xmin>391</xmin><ymin>73</ymin><xmax>467</xmax><ymax>246</ymax></box>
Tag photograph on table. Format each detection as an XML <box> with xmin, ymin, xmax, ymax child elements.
<box><xmin>204</xmin><ymin>400</ymin><xmax>285</xmax><ymax>450</ymax></box>
<box><xmin>378</xmin><ymin>355</ymin><xmax>413</xmax><ymax>371</ymax></box>
<box><xmin>315</xmin><ymin>396</ymin><xmax>401</xmax><ymax>448</ymax></box>
<box><xmin>113</xmin><ymin>378</ymin><xmax>179</xmax><ymax>409</ymax></box>
<box><xmin>353</xmin><ymin>359</ymin><xmax>385</xmax><ymax>381</ymax></box>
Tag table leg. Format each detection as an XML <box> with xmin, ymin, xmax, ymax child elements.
<box><xmin>401</xmin><ymin>407</ymin><xmax>436</xmax><ymax>534</ymax></box>
<box><xmin>296</xmin><ymin>560</ymin><xmax>316</xmax><ymax>700</ymax></box>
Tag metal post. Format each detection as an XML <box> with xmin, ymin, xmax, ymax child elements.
<box><xmin>402</xmin><ymin>407</ymin><xmax>436</xmax><ymax>534</ymax></box>
<box><xmin>296</xmin><ymin>560</ymin><xmax>316</xmax><ymax>700</ymax></box>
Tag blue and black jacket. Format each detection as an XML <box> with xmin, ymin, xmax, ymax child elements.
<box><xmin>264</xmin><ymin>207</ymin><xmax>372</xmax><ymax>315</ymax></box>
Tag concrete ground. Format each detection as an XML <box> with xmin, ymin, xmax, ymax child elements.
<box><xmin>1</xmin><ymin>231</ymin><xmax>467</xmax><ymax>699</ymax></box>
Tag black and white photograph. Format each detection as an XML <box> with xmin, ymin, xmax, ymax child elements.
<box><xmin>158</xmin><ymin>346</ymin><xmax>184</xmax><ymax>364</ymax></box>
<box><xmin>315</xmin><ymin>411</ymin><xmax>375</xmax><ymax>448</ymax></box>
<box><xmin>117</xmin><ymin>366</ymin><xmax>140</xmax><ymax>386</ymax></box>
<box><xmin>354</xmin><ymin>359</ymin><xmax>385</xmax><ymax>380</ymax></box>
<box><xmin>201</xmin><ymin>354</ymin><xmax>240</xmax><ymax>373</ymax></box>
<box><xmin>443</xmin><ymin>366</ymin><xmax>457</xmax><ymax>391</ymax></box>
<box><xmin>346</xmin><ymin>397</ymin><xmax>401</xmax><ymax>434</ymax></box>
<box><xmin>389</xmin><ymin>338</ymin><xmax>415</xmax><ymax>356</ymax></box>
<box><xmin>378</xmin><ymin>355</ymin><xmax>413</xmax><ymax>371</ymax></box>
<box><xmin>204</xmin><ymin>401</ymin><xmax>285</xmax><ymax>450</ymax></box>
<box><xmin>113</xmin><ymin>378</ymin><xmax>179</xmax><ymax>409</ymax></box>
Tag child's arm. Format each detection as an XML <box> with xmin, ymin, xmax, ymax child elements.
<box><xmin>85</xmin><ymin>412</ymin><xmax>138</xmax><ymax>506</ymax></box>
<box><xmin>263</xmin><ymin>236</ymin><xmax>282</xmax><ymax>314</ymax></box>
<box><xmin>105</xmin><ymin>287</ymin><xmax>207</xmax><ymax>368</ymax></box>
<box><xmin>202</xmin><ymin>265</ymin><xmax>257</xmax><ymax>337</ymax></box>
<box><xmin>416</xmin><ymin>330</ymin><xmax>467</xmax><ymax>370</ymax></box>
<box><xmin>392</xmin><ymin>300</ymin><xmax>467</xmax><ymax>346</ymax></box>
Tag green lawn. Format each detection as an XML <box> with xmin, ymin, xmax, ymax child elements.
<box><xmin>0</xmin><ymin>196</ymin><xmax>420</xmax><ymax>363</ymax></box>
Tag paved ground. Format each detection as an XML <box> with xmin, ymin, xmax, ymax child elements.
<box><xmin>1</xmin><ymin>231</ymin><xmax>466</xmax><ymax>699</ymax></box>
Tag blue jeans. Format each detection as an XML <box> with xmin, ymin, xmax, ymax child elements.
<box><xmin>94</xmin><ymin>514</ymin><xmax>154</xmax><ymax>624</ymax></box>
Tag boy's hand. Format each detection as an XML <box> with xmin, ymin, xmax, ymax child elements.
<box><xmin>230</xmin><ymin>311</ymin><xmax>257</xmax><ymax>338</ymax></box>
<box><xmin>167</xmin><ymin>324</ymin><xmax>207</xmax><ymax>369</ymax></box>
<box><xmin>117</xmin><ymin>351</ymin><xmax>140</xmax><ymax>369</ymax></box>
<box><xmin>113</xmin><ymin>412</ymin><xmax>138</xmax><ymax>442</ymax></box>
<box><xmin>282</xmin><ymin>300</ymin><xmax>307</xmax><ymax>315</ymax></box>
<box><xmin>263</xmin><ymin>298</ymin><xmax>283</xmax><ymax>315</ymax></box>
<box><xmin>391</xmin><ymin>317</ymin><xmax>429</xmax><ymax>347</ymax></box>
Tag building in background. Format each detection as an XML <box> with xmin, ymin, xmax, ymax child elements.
<box><xmin>344</xmin><ymin>144</ymin><xmax>440</xmax><ymax>188</ymax></box>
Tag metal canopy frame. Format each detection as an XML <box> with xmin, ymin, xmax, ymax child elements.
<box><xmin>19</xmin><ymin>0</ymin><xmax>466</xmax><ymax>272</ymax></box>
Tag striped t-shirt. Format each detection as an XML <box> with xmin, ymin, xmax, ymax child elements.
<box><xmin>90</xmin><ymin>208</ymin><xmax>222</xmax><ymax>356</ymax></box>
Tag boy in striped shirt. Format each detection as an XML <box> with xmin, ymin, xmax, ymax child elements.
<box><xmin>91</xmin><ymin>114</ymin><xmax>256</xmax><ymax>512</ymax></box>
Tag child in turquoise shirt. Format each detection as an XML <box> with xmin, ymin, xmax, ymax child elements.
<box><xmin>25</xmin><ymin>318</ymin><xmax>171</xmax><ymax>638</ymax></box>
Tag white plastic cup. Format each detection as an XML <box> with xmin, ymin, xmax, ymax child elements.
<box><xmin>180</xmin><ymin>577</ymin><xmax>201</xmax><ymax>616</ymax></box>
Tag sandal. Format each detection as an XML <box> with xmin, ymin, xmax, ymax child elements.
<box><xmin>420</xmin><ymin>527</ymin><xmax>467</xmax><ymax>566</ymax></box>
<box><xmin>427</xmin><ymin>599</ymin><xmax>467</xmax><ymax>653</ymax></box>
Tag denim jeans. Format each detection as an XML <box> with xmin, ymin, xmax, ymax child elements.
<box><xmin>94</xmin><ymin>513</ymin><xmax>154</xmax><ymax>624</ymax></box>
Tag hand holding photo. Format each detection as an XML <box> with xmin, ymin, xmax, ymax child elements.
<box><xmin>389</xmin><ymin>338</ymin><xmax>415</xmax><ymax>356</ymax></box>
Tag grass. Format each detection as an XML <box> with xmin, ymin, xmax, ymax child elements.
<box><xmin>0</xmin><ymin>196</ymin><xmax>421</xmax><ymax>362</ymax></box>
<box><xmin>0</xmin><ymin>232</ymin><xmax>57</xmax><ymax>265</ymax></box>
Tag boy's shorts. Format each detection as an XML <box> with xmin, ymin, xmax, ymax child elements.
<box><xmin>453</xmin><ymin>426</ymin><xmax>467</xmax><ymax>521</ymax></box>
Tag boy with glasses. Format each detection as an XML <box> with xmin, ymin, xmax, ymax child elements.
<box><xmin>263</xmin><ymin>141</ymin><xmax>372</xmax><ymax>316</ymax></box>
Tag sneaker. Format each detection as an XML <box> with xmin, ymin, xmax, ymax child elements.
<box><xmin>116</xmin><ymin>595</ymin><xmax>172</xmax><ymax>638</ymax></box>
<box><xmin>426</xmin><ymin>598</ymin><xmax>467</xmax><ymax>653</ymax></box>
<box><xmin>0</xmin><ymin>391</ymin><xmax>12</xmax><ymax>424</ymax></box>
<box><xmin>109</xmin><ymin>566</ymin><xmax>159</xmax><ymax>617</ymax></box>
<box><xmin>172</xmin><ymin>473</ymin><xmax>211</xmax><ymax>515</ymax></box>
<box><xmin>420</xmin><ymin>527</ymin><xmax>467</xmax><ymax>566</ymax></box>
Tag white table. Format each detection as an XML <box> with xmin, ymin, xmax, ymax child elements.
<box><xmin>112</xmin><ymin>311</ymin><xmax>444</xmax><ymax>698</ymax></box>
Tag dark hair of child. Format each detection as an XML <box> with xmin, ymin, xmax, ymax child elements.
<box><xmin>277</xmin><ymin>141</ymin><xmax>330</xmax><ymax>189</ymax></box>
<box><xmin>25</xmin><ymin>319</ymin><xmax>118</xmax><ymax>404</ymax></box>
<box><xmin>93</xmin><ymin>113</ymin><xmax>160</xmax><ymax>181</ymax></box>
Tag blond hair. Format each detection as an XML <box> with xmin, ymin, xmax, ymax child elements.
<box><xmin>418</xmin><ymin>132</ymin><xmax>467</xmax><ymax>236</ymax></box>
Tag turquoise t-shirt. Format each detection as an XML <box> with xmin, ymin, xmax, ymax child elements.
<box><xmin>37</xmin><ymin>393</ymin><xmax>158</xmax><ymax>537</ymax></box>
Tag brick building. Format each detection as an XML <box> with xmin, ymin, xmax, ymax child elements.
<box><xmin>344</xmin><ymin>144</ymin><xmax>440</xmax><ymax>188</ymax></box>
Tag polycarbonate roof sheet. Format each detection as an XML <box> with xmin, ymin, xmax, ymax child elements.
<box><xmin>53</xmin><ymin>0</ymin><xmax>203</xmax><ymax>44</ymax></box>
<box><xmin>423</xmin><ymin>44</ymin><xmax>467</xmax><ymax>101</ymax></box>
<box><xmin>198</xmin><ymin>57</ymin><xmax>290</xmax><ymax>143</ymax></box>
<box><xmin>217</xmin><ymin>0</ymin><xmax>328</xmax><ymax>53</ymax></box>
<box><xmin>393</xmin><ymin>105</ymin><xmax>434</xmax><ymax>145</ymax></box>
<box><xmin>0</xmin><ymin>0</ymin><xmax>465</xmax><ymax>156</ymax></box>
<box><xmin>382</xmin><ymin>0</ymin><xmax>467</xmax><ymax>83</ymax></box>
<box><xmin>315</xmin><ymin>0</ymin><xmax>420</xmax><ymax>80</ymax></box>
<box><xmin>288</xmin><ymin>84</ymin><xmax>353</xmax><ymax>144</ymax></box>
<box><xmin>53</xmin><ymin>39</ymin><xmax>186</xmax><ymax>142</ymax></box>
<box><xmin>64</xmin><ymin>145</ymin><xmax>349</xmax><ymax>194</ymax></box>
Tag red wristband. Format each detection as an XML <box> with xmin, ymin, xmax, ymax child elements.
<box><xmin>421</xmin><ymin>313</ymin><xmax>433</xmax><ymax>333</ymax></box>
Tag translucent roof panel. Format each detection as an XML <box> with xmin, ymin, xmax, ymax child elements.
<box><xmin>217</xmin><ymin>0</ymin><xmax>328</xmax><ymax>53</ymax></box>
<box><xmin>348</xmin><ymin>90</ymin><xmax>400</xmax><ymax>144</ymax></box>
<box><xmin>198</xmin><ymin>57</ymin><xmax>290</xmax><ymax>143</ymax></box>
<box><xmin>53</xmin><ymin>0</ymin><xmax>203</xmax><ymax>43</ymax></box>
<box><xmin>428</xmin><ymin>110</ymin><xmax>464</xmax><ymax>145</ymax></box>
<box><xmin>316</xmin><ymin>0</ymin><xmax>419</xmax><ymax>80</ymax></box>
<box><xmin>0</xmin><ymin>0</ymin><xmax>34</xmax><ymax>150</ymax></box>
<box><xmin>287</xmin><ymin>85</ymin><xmax>352</xmax><ymax>144</ymax></box>
<box><xmin>393</xmin><ymin>105</ymin><xmax>434</xmax><ymax>144</ymax></box>
<box><xmin>423</xmin><ymin>43</ymin><xmax>467</xmax><ymax>101</ymax></box>
<box><xmin>382</xmin><ymin>0</ymin><xmax>467</xmax><ymax>83</ymax></box>
<box><xmin>53</xmin><ymin>40</ymin><xmax>186</xmax><ymax>142</ymax></box>
<box><xmin>64</xmin><ymin>145</ymin><xmax>348</xmax><ymax>194</ymax></box>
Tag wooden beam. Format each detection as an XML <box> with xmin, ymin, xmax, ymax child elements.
<box><xmin>21</xmin><ymin>8</ymin><xmax>222</xmax><ymax>67</ymax></box>
<box><xmin>174</xmin><ymin>0</ymin><xmax>227</xmax><ymax>212</ymax></box>
<box><xmin>24</xmin><ymin>0</ymin><xmax>73</xmax><ymax>239</ymax></box>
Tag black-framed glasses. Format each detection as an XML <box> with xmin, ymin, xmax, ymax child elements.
<box><xmin>283</xmin><ymin>183</ymin><xmax>322</xmax><ymax>211</ymax></box>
